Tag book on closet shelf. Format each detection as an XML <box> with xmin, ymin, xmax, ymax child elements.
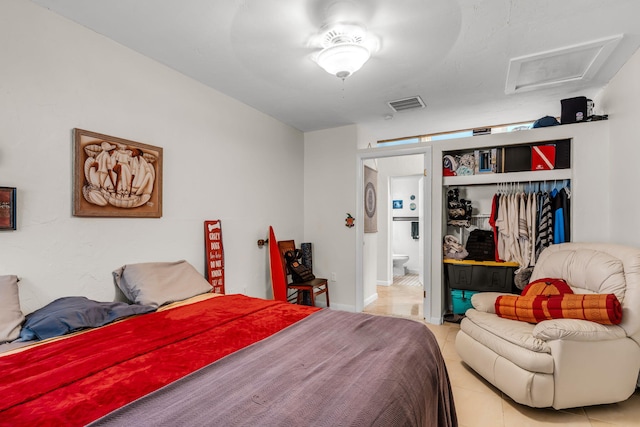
<box><xmin>496</xmin><ymin>147</ymin><xmax>504</xmax><ymax>173</ymax></box>
<box><xmin>474</xmin><ymin>149</ymin><xmax>496</xmax><ymax>174</ymax></box>
<box><xmin>473</xmin><ymin>150</ymin><xmax>479</xmax><ymax>174</ymax></box>
<box><xmin>491</xmin><ymin>148</ymin><xmax>498</xmax><ymax>173</ymax></box>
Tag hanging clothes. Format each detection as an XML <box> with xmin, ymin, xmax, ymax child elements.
<box><xmin>550</xmin><ymin>185</ymin><xmax>571</xmax><ymax>245</ymax></box>
<box><xmin>527</xmin><ymin>192</ymin><xmax>537</xmax><ymax>266</ymax></box>
<box><xmin>516</xmin><ymin>192</ymin><xmax>529</xmax><ymax>269</ymax></box>
<box><xmin>495</xmin><ymin>193</ymin><xmax>510</xmax><ymax>262</ymax></box>
<box><xmin>494</xmin><ymin>181</ymin><xmax>569</xmax><ymax>268</ymax></box>
<box><xmin>495</xmin><ymin>190</ymin><xmax>528</xmax><ymax>268</ymax></box>
<box><xmin>551</xmin><ymin>188</ymin><xmax>565</xmax><ymax>243</ymax></box>
<box><xmin>489</xmin><ymin>193</ymin><xmax>502</xmax><ymax>262</ymax></box>
<box><xmin>536</xmin><ymin>191</ymin><xmax>553</xmax><ymax>260</ymax></box>
<box><xmin>554</xmin><ymin>187</ymin><xmax>571</xmax><ymax>243</ymax></box>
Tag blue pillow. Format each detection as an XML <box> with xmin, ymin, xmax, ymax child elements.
<box><xmin>19</xmin><ymin>296</ymin><xmax>155</xmax><ymax>341</ymax></box>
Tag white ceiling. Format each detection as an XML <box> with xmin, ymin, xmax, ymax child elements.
<box><xmin>29</xmin><ymin>0</ymin><xmax>640</xmax><ymax>133</ymax></box>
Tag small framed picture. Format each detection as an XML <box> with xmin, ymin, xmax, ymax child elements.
<box><xmin>0</xmin><ymin>187</ymin><xmax>17</xmax><ymax>230</ymax></box>
<box><xmin>393</xmin><ymin>200</ymin><xmax>403</xmax><ymax>209</ymax></box>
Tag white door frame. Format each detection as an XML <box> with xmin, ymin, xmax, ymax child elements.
<box><xmin>355</xmin><ymin>144</ymin><xmax>434</xmax><ymax>321</ymax></box>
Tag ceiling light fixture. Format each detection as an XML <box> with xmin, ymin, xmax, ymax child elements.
<box><xmin>313</xmin><ymin>24</ymin><xmax>375</xmax><ymax>80</ymax></box>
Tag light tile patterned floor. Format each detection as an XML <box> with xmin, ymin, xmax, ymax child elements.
<box><xmin>363</xmin><ymin>282</ymin><xmax>640</xmax><ymax>427</ymax></box>
<box><xmin>392</xmin><ymin>273</ymin><xmax>422</xmax><ymax>287</ymax></box>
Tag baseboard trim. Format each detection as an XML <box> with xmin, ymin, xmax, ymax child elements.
<box><xmin>428</xmin><ymin>315</ymin><xmax>444</xmax><ymax>325</ymax></box>
<box><xmin>364</xmin><ymin>293</ymin><xmax>379</xmax><ymax>307</ymax></box>
<box><xmin>325</xmin><ymin>302</ymin><xmax>356</xmax><ymax>312</ymax></box>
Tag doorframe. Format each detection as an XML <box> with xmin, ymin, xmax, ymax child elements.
<box><xmin>355</xmin><ymin>144</ymin><xmax>435</xmax><ymax>321</ymax></box>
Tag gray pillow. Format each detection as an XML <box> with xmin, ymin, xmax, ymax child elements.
<box><xmin>0</xmin><ymin>275</ymin><xmax>24</xmax><ymax>343</ymax></box>
<box><xmin>113</xmin><ymin>260</ymin><xmax>212</xmax><ymax>308</ymax></box>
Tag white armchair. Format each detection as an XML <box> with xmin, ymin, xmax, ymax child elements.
<box><xmin>455</xmin><ymin>242</ymin><xmax>640</xmax><ymax>409</ymax></box>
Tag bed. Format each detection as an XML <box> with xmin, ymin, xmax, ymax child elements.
<box><xmin>0</xmin><ymin>261</ymin><xmax>457</xmax><ymax>426</ymax></box>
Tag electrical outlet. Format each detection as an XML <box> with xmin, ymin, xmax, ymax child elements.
<box><xmin>331</xmin><ymin>272</ymin><xmax>337</xmax><ymax>282</ymax></box>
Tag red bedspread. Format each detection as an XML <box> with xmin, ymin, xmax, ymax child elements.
<box><xmin>0</xmin><ymin>295</ymin><xmax>319</xmax><ymax>426</ymax></box>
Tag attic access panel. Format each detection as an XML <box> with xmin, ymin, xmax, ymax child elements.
<box><xmin>505</xmin><ymin>35</ymin><xmax>622</xmax><ymax>94</ymax></box>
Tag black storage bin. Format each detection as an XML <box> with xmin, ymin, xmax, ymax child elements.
<box><xmin>445</xmin><ymin>263</ymin><xmax>515</xmax><ymax>292</ymax></box>
<box><xmin>503</xmin><ymin>146</ymin><xmax>531</xmax><ymax>173</ymax></box>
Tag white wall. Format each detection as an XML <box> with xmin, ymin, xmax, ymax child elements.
<box><xmin>0</xmin><ymin>0</ymin><xmax>304</xmax><ymax>313</ymax></box>
<box><xmin>304</xmin><ymin>125</ymin><xmax>358</xmax><ymax>311</ymax></box>
<box><xmin>597</xmin><ymin>48</ymin><xmax>640</xmax><ymax>247</ymax></box>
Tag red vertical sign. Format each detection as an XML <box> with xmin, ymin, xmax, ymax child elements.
<box><xmin>204</xmin><ymin>220</ymin><xmax>225</xmax><ymax>294</ymax></box>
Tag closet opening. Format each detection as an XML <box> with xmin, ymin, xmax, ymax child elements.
<box><xmin>442</xmin><ymin>179</ymin><xmax>571</xmax><ymax>319</ymax></box>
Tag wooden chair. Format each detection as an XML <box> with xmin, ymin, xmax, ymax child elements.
<box><xmin>277</xmin><ymin>240</ymin><xmax>329</xmax><ymax>307</ymax></box>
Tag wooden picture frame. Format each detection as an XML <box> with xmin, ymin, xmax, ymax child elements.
<box><xmin>73</xmin><ymin>129</ymin><xmax>163</xmax><ymax>218</ymax></box>
<box><xmin>0</xmin><ymin>187</ymin><xmax>17</xmax><ymax>230</ymax></box>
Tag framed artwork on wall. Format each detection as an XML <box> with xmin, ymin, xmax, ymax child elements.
<box><xmin>0</xmin><ymin>187</ymin><xmax>17</xmax><ymax>230</ymax></box>
<box><xmin>364</xmin><ymin>165</ymin><xmax>377</xmax><ymax>233</ymax></box>
<box><xmin>73</xmin><ymin>128</ymin><xmax>163</xmax><ymax>218</ymax></box>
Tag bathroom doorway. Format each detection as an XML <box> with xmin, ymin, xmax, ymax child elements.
<box><xmin>364</xmin><ymin>171</ymin><xmax>423</xmax><ymax>320</ymax></box>
<box><xmin>390</xmin><ymin>174</ymin><xmax>422</xmax><ymax>279</ymax></box>
<box><xmin>355</xmin><ymin>145</ymin><xmax>433</xmax><ymax>321</ymax></box>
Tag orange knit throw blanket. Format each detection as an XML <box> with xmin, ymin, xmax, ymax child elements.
<box><xmin>495</xmin><ymin>278</ymin><xmax>622</xmax><ymax>325</ymax></box>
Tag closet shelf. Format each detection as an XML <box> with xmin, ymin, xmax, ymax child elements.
<box><xmin>443</xmin><ymin>169</ymin><xmax>571</xmax><ymax>186</ymax></box>
<box><xmin>443</xmin><ymin>259</ymin><xmax>519</xmax><ymax>267</ymax></box>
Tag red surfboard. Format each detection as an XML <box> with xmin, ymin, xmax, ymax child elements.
<box><xmin>268</xmin><ymin>226</ymin><xmax>288</xmax><ymax>301</ymax></box>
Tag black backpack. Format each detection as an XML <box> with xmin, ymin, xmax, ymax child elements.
<box><xmin>284</xmin><ymin>249</ymin><xmax>316</xmax><ymax>283</ymax></box>
<box><xmin>465</xmin><ymin>229</ymin><xmax>495</xmax><ymax>261</ymax></box>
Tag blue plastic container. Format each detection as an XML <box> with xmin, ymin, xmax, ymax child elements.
<box><xmin>451</xmin><ymin>289</ymin><xmax>479</xmax><ymax>315</ymax></box>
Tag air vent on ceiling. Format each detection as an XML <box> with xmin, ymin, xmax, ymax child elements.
<box><xmin>387</xmin><ymin>96</ymin><xmax>426</xmax><ymax>113</ymax></box>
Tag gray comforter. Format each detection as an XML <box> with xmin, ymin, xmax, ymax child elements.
<box><xmin>90</xmin><ymin>309</ymin><xmax>457</xmax><ymax>426</ymax></box>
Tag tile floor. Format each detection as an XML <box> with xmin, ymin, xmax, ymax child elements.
<box><xmin>363</xmin><ymin>279</ymin><xmax>640</xmax><ymax>427</ymax></box>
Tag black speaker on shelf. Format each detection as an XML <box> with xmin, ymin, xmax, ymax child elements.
<box><xmin>561</xmin><ymin>96</ymin><xmax>592</xmax><ymax>124</ymax></box>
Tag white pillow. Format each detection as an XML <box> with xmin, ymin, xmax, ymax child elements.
<box><xmin>0</xmin><ymin>275</ymin><xmax>24</xmax><ymax>343</ymax></box>
<box><xmin>113</xmin><ymin>260</ymin><xmax>212</xmax><ymax>308</ymax></box>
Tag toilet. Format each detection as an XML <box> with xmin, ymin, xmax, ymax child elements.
<box><xmin>392</xmin><ymin>254</ymin><xmax>410</xmax><ymax>277</ymax></box>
